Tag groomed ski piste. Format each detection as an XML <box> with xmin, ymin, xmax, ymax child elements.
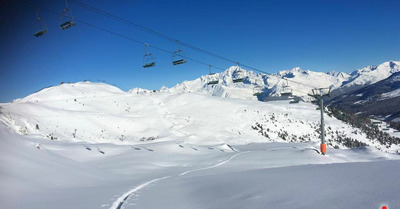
<box><xmin>1</xmin><ymin>81</ymin><xmax>400</xmax><ymax>209</ymax></box>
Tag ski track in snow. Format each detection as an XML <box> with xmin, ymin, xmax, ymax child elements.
<box><xmin>109</xmin><ymin>151</ymin><xmax>250</xmax><ymax>209</ymax></box>
<box><xmin>110</xmin><ymin>176</ymin><xmax>171</xmax><ymax>209</ymax></box>
<box><xmin>179</xmin><ymin>151</ymin><xmax>250</xmax><ymax>176</ymax></box>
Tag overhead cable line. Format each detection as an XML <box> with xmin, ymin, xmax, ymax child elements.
<box><xmin>69</xmin><ymin>0</ymin><xmax>270</xmax><ymax>72</ymax></box>
<box><xmin>26</xmin><ymin>1</ymin><xmax>322</xmax><ymax>92</ymax></box>
<box><xmin>68</xmin><ymin>0</ymin><xmax>325</xmax><ymax>90</ymax></box>
<box><xmin>25</xmin><ymin>2</ymin><xmax>226</xmax><ymax>71</ymax></box>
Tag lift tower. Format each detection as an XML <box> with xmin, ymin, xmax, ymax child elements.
<box><xmin>308</xmin><ymin>87</ymin><xmax>331</xmax><ymax>155</ymax></box>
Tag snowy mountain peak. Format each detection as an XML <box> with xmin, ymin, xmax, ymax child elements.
<box><xmin>345</xmin><ymin>61</ymin><xmax>400</xmax><ymax>87</ymax></box>
<box><xmin>127</xmin><ymin>60</ymin><xmax>400</xmax><ymax>102</ymax></box>
<box><xmin>327</xmin><ymin>71</ymin><xmax>349</xmax><ymax>79</ymax></box>
<box><xmin>277</xmin><ymin>67</ymin><xmax>308</xmax><ymax>78</ymax></box>
<box><xmin>16</xmin><ymin>82</ymin><xmax>125</xmax><ymax>103</ymax></box>
<box><xmin>128</xmin><ymin>87</ymin><xmax>154</xmax><ymax>95</ymax></box>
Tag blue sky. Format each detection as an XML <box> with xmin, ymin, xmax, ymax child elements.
<box><xmin>0</xmin><ymin>0</ymin><xmax>399</xmax><ymax>102</ymax></box>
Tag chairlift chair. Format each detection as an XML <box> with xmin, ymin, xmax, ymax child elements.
<box><xmin>60</xmin><ymin>0</ymin><xmax>76</xmax><ymax>30</ymax></box>
<box><xmin>207</xmin><ymin>80</ymin><xmax>219</xmax><ymax>85</ymax></box>
<box><xmin>207</xmin><ymin>65</ymin><xmax>219</xmax><ymax>85</ymax></box>
<box><xmin>34</xmin><ymin>6</ymin><xmax>47</xmax><ymax>37</ymax></box>
<box><xmin>253</xmin><ymin>86</ymin><xmax>263</xmax><ymax>97</ymax></box>
<box><xmin>172</xmin><ymin>56</ymin><xmax>187</xmax><ymax>65</ymax></box>
<box><xmin>172</xmin><ymin>40</ymin><xmax>187</xmax><ymax>65</ymax></box>
<box><xmin>34</xmin><ymin>29</ymin><xmax>47</xmax><ymax>37</ymax></box>
<box><xmin>60</xmin><ymin>21</ymin><xmax>76</xmax><ymax>30</ymax></box>
<box><xmin>280</xmin><ymin>79</ymin><xmax>293</xmax><ymax>96</ymax></box>
<box><xmin>233</xmin><ymin>62</ymin><xmax>245</xmax><ymax>83</ymax></box>
<box><xmin>142</xmin><ymin>44</ymin><xmax>156</xmax><ymax>68</ymax></box>
<box><xmin>233</xmin><ymin>78</ymin><xmax>244</xmax><ymax>83</ymax></box>
<box><xmin>281</xmin><ymin>86</ymin><xmax>293</xmax><ymax>96</ymax></box>
<box><xmin>143</xmin><ymin>61</ymin><xmax>155</xmax><ymax>68</ymax></box>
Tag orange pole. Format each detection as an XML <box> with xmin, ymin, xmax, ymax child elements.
<box><xmin>320</xmin><ymin>143</ymin><xmax>326</xmax><ymax>155</ymax></box>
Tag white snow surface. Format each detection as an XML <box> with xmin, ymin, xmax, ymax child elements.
<box><xmin>1</xmin><ymin>81</ymin><xmax>400</xmax><ymax>209</ymax></box>
<box><xmin>348</xmin><ymin>61</ymin><xmax>400</xmax><ymax>86</ymax></box>
<box><xmin>2</xmin><ymin>81</ymin><xmax>399</xmax><ymax>152</ymax></box>
<box><xmin>339</xmin><ymin>61</ymin><xmax>400</xmax><ymax>94</ymax></box>
<box><xmin>380</xmin><ymin>88</ymin><xmax>400</xmax><ymax>100</ymax></box>
<box><xmin>1</xmin><ymin>121</ymin><xmax>400</xmax><ymax>209</ymax></box>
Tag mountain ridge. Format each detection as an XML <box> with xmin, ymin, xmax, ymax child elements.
<box><xmin>129</xmin><ymin>60</ymin><xmax>400</xmax><ymax>102</ymax></box>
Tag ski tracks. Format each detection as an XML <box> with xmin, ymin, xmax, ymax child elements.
<box><xmin>109</xmin><ymin>151</ymin><xmax>250</xmax><ymax>209</ymax></box>
<box><xmin>179</xmin><ymin>151</ymin><xmax>250</xmax><ymax>176</ymax></box>
<box><xmin>109</xmin><ymin>176</ymin><xmax>170</xmax><ymax>209</ymax></box>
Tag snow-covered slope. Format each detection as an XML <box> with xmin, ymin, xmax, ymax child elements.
<box><xmin>128</xmin><ymin>87</ymin><xmax>155</xmax><ymax>95</ymax></box>
<box><xmin>329</xmin><ymin>72</ymin><xmax>400</xmax><ymax>123</ymax></box>
<box><xmin>278</xmin><ymin>67</ymin><xmax>350</xmax><ymax>89</ymax></box>
<box><xmin>130</xmin><ymin>61</ymin><xmax>399</xmax><ymax>102</ymax></box>
<box><xmin>349</xmin><ymin>61</ymin><xmax>400</xmax><ymax>86</ymax></box>
<box><xmin>1</xmin><ymin>82</ymin><xmax>399</xmax><ymax>153</ymax></box>
<box><xmin>1</xmin><ymin>118</ymin><xmax>400</xmax><ymax>209</ymax></box>
<box><xmin>331</xmin><ymin>61</ymin><xmax>400</xmax><ymax>97</ymax></box>
<box><xmin>129</xmin><ymin>66</ymin><xmax>350</xmax><ymax>100</ymax></box>
<box><xmin>16</xmin><ymin>81</ymin><xmax>125</xmax><ymax>103</ymax></box>
<box><xmin>158</xmin><ymin>66</ymin><xmax>268</xmax><ymax>100</ymax></box>
<box><xmin>2</xmin><ymin>79</ymin><xmax>400</xmax><ymax>209</ymax></box>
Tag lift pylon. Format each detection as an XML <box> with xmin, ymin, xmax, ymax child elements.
<box><xmin>308</xmin><ymin>87</ymin><xmax>331</xmax><ymax>155</ymax></box>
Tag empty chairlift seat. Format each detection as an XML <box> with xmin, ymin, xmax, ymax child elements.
<box><xmin>60</xmin><ymin>21</ymin><xmax>76</xmax><ymax>30</ymax></box>
<box><xmin>232</xmin><ymin>78</ymin><xmax>244</xmax><ymax>83</ymax></box>
<box><xmin>59</xmin><ymin>0</ymin><xmax>76</xmax><ymax>30</ymax></box>
<box><xmin>280</xmin><ymin>79</ymin><xmax>293</xmax><ymax>97</ymax></box>
<box><xmin>172</xmin><ymin>41</ymin><xmax>187</xmax><ymax>65</ymax></box>
<box><xmin>172</xmin><ymin>58</ymin><xmax>187</xmax><ymax>65</ymax></box>
<box><xmin>207</xmin><ymin>80</ymin><xmax>218</xmax><ymax>85</ymax></box>
<box><xmin>33</xmin><ymin>6</ymin><xmax>47</xmax><ymax>37</ymax></box>
<box><xmin>206</xmin><ymin>66</ymin><xmax>219</xmax><ymax>85</ymax></box>
<box><xmin>142</xmin><ymin>44</ymin><xmax>156</xmax><ymax>68</ymax></box>
<box><xmin>143</xmin><ymin>62</ymin><xmax>155</xmax><ymax>68</ymax></box>
<box><xmin>34</xmin><ymin>29</ymin><xmax>47</xmax><ymax>37</ymax></box>
<box><xmin>281</xmin><ymin>87</ymin><xmax>293</xmax><ymax>96</ymax></box>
